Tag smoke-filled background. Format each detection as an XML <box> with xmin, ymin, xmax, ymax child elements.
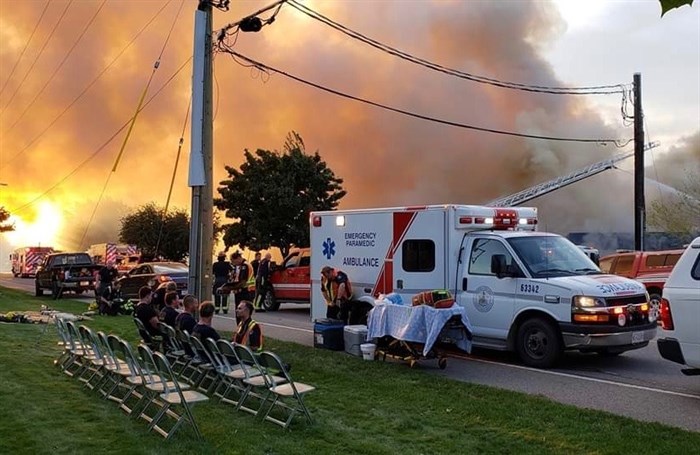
<box><xmin>0</xmin><ymin>0</ymin><xmax>698</xmax><ymax>268</ymax></box>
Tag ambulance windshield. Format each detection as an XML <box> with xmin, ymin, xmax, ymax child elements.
<box><xmin>507</xmin><ymin>236</ymin><xmax>601</xmax><ymax>278</ymax></box>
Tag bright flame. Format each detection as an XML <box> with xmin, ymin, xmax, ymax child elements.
<box><xmin>5</xmin><ymin>201</ymin><xmax>64</xmax><ymax>248</ymax></box>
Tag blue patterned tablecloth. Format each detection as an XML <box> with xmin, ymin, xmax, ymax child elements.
<box><xmin>367</xmin><ymin>303</ymin><xmax>473</xmax><ymax>356</ymax></box>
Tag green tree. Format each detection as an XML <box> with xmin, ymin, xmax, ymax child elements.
<box><xmin>648</xmin><ymin>171</ymin><xmax>700</xmax><ymax>235</ymax></box>
<box><xmin>119</xmin><ymin>203</ymin><xmax>191</xmax><ymax>262</ymax></box>
<box><xmin>215</xmin><ymin>131</ymin><xmax>346</xmax><ymax>257</ymax></box>
<box><xmin>659</xmin><ymin>0</ymin><xmax>694</xmax><ymax>16</ymax></box>
<box><xmin>0</xmin><ymin>207</ymin><xmax>14</xmax><ymax>232</ymax></box>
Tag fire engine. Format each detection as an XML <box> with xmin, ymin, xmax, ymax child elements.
<box><xmin>310</xmin><ymin>204</ymin><xmax>657</xmax><ymax>368</ymax></box>
<box><xmin>9</xmin><ymin>246</ymin><xmax>55</xmax><ymax>278</ymax></box>
<box><xmin>86</xmin><ymin>243</ymin><xmax>140</xmax><ymax>274</ymax></box>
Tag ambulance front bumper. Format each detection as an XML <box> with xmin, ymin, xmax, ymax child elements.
<box><xmin>560</xmin><ymin>322</ymin><xmax>657</xmax><ymax>351</ymax></box>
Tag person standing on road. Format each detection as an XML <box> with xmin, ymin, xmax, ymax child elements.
<box><xmin>253</xmin><ymin>253</ymin><xmax>272</xmax><ymax>312</ymax></box>
<box><xmin>228</xmin><ymin>251</ymin><xmax>251</xmax><ymax>312</ymax></box>
<box><xmin>251</xmin><ymin>252</ymin><xmax>261</xmax><ymax>279</ymax></box>
<box><xmin>95</xmin><ymin>260</ymin><xmax>118</xmax><ymax>306</ymax></box>
<box><xmin>212</xmin><ymin>252</ymin><xmax>233</xmax><ymax>314</ymax></box>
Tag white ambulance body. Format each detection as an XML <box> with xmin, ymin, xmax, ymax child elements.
<box><xmin>310</xmin><ymin>205</ymin><xmax>657</xmax><ymax>367</ymax></box>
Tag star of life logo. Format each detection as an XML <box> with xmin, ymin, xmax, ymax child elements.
<box><xmin>322</xmin><ymin>237</ymin><xmax>336</xmax><ymax>260</ymax></box>
<box><xmin>473</xmin><ymin>286</ymin><xmax>495</xmax><ymax>313</ymax></box>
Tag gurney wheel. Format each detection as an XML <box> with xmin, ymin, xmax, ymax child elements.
<box><xmin>438</xmin><ymin>357</ymin><xmax>447</xmax><ymax>370</ymax></box>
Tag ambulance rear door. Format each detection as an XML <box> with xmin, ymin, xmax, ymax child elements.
<box><xmin>392</xmin><ymin>209</ymin><xmax>448</xmax><ymax>299</ymax></box>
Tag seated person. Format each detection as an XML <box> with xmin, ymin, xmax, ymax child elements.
<box><xmin>152</xmin><ymin>281</ymin><xmax>178</xmax><ymax>311</ymax></box>
<box><xmin>176</xmin><ymin>294</ymin><xmax>198</xmax><ymax>334</ymax></box>
<box><xmin>192</xmin><ymin>301</ymin><xmax>220</xmax><ymax>345</ymax></box>
<box><xmin>232</xmin><ymin>300</ymin><xmax>263</xmax><ymax>352</ymax></box>
<box><xmin>134</xmin><ymin>286</ymin><xmax>160</xmax><ymax>338</ymax></box>
<box><xmin>159</xmin><ymin>291</ymin><xmax>180</xmax><ymax>328</ymax></box>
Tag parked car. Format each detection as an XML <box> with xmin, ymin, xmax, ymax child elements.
<box><xmin>258</xmin><ymin>248</ymin><xmax>311</xmax><ymax>311</ymax></box>
<box><xmin>598</xmin><ymin>248</ymin><xmax>684</xmax><ymax>317</ymax></box>
<box><xmin>115</xmin><ymin>262</ymin><xmax>188</xmax><ymax>300</ymax></box>
<box><xmin>657</xmin><ymin>237</ymin><xmax>700</xmax><ymax>376</ymax></box>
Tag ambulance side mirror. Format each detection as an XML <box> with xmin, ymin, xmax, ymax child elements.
<box><xmin>491</xmin><ymin>254</ymin><xmax>510</xmax><ymax>279</ymax></box>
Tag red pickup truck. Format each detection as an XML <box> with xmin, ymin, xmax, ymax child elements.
<box><xmin>258</xmin><ymin>248</ymin><xmax>311</xmax><ymax>311</ymax></box>
<box><xmin>598</xmin><ymin>249</ymin><xmax>684</xmax><ymax>316</ymax></box>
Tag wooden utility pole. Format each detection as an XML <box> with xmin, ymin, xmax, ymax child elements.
<box><xmin>633</xmin><ymin>73</ymin><xmax>645</xmax><ymax>251</ymax></box>
<box><xmin>188</xmin><ymin>1</ymin><xmax>214</xmax><ymax>301</ymax></box>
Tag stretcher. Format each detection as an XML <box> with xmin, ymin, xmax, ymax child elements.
<box><xmin>367</xmin><ymin>303</ymin><xmax>473</xmax><ymax>369</ymax></box>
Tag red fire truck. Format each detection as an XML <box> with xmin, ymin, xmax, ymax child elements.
<box><xmin>10</xmin><ymin>246</ymin><xmax>56</xmax><ymax>278</ymax></box>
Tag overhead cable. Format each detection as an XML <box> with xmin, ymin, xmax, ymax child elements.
<box><xmin>221</xmin><ymin>49</ymin><xmax>631</xmax><ymax>146</ymax></box>
<box><xmin>9</xmin><ymin>56</ymin><xmax>192</xmax><ymax>214</ymax></box>
<box><xmin>0</xmin><ymin>0</ymin><xmax>174</xmax><ymax>171</ymax></box>
<box><xmin>286</xmin><ymin>0</ymin><xmax>625</xmax><ymax>95</ymax></box>
<box><xmin>1</xmin><ymin>0</ymin><xmax>75</xmax><ymax>115</ymax></box>
<box><xmin>3</xmin><ymin>0</ymin><xmax>107</xmax><ymax>136</ymax></box>
<box><xmin>0</xmin><ymin>0</ymin><xmax>51</xmax><ymax>98</ymax></box>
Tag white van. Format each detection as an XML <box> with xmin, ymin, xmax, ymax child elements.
<box><xmin>310</xmin><ymin>205</ymin><xmax>657</xmax><ymax>368</ymax></box>
<box><xmin>657</xmin><ymin>236</ymin><xmax>700</xmax><ymax>375</ymax></box>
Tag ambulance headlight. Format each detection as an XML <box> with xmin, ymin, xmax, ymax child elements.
<box><xmin>572</xmin><ymin>296</ymin><xmax>606</xmax><ymax>308</ymax></box>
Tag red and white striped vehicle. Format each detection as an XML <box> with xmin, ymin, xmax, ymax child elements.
<box><xmin>10</xmin><ymin>246</ymin><xmax>55</xmax><ymax>278</ymax></box>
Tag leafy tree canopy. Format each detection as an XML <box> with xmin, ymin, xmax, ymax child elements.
<box><xmin>215</xmin><ymin>131</ymin><xmax>346</xmax><ymax>257</ymax></box>
<box><xmin>659</xmin><ymin>0</ymin><xmax>694</xmax><ymax>16</ymax></box>
<box><xmin>648</xmin><ymin>170</ymin><xmax>700</xmax><ymax>236</ymax></box>
<box><xmin>119</xmin><ymin>202</ymin><xmax>190</xmax><ymax>262</ymax></box>
<box><xmin>0</xmin><ymin>207</ymin><xmax>14</xmax><ymax>233</ymax></box>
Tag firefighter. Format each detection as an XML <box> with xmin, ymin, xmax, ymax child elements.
<box><xmin>320</xmin><ymin>266</ymin><xmax>353</xmax><ymax>321</ymax></box>
<box><xmin>253</xmin><ymin>253</ymin><xmax>272</xmax><ymax>312</ymax></box>
<box><xmin>227</xmin><ymin>251</ymin><xmax>250</xmax><ymax>314</ymax></box>
<box><xmin>212</xmin><ymin>252</ymin><xmax>233</xmax><ymax>314</ymax></box>
<box><xmin>232</xmin><ymin>300</ymin><xmax>264</xmax><ymax>352</ymax></box>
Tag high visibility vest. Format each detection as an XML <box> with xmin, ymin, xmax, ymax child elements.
<box><xmin>321</xmin><ymin>269</ymin><xmax>352</xmax><ymax>306</ymax></box>
<box><xmin>246</xmin><ymin>273</ymin><xmax>256</xmax><ymax>292</ymax></box>
<box><xmin>234</xmin><ymin>319</ymin><xmax>263</xmax><ymax>352</ymax></box>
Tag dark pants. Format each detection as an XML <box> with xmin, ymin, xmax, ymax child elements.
<box><xmin>213</xmin><ymin>279</ymin><xmax>227</xmax><ymax>313</ymax></box>
<box><xmin>327</xmin><ymin>300</ymin><xmax>372</xmax><ymax>325</ymax></box>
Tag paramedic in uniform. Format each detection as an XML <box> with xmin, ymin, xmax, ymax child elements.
<box><xmin>320</xmin><ymin>266</ymin><xmax>353</xmax><ymax>321</ymax></box>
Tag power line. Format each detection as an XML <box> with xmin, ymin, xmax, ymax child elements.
<box><xmin>2</xmin><ymin>0</ymin><xmax>107</xmax><ymax>136</ymax></box>
<box><xmin>0</xmin><ymin>0</ymin><xmax>51</xmax><ymax>99</ymax></box>
<box><xmin>285</xmin><ymin>0</ymin><xmax>626</xmax><ymax>96</ymax></box>
<box><xmin>9</xmin><ymin>56</ymin><xmax>192</xmax><ymax>215</ymax></box>
<box><xmin>0</xmin><ymin>0</ymin><xmax>174</xmax><ymax>171</ymax></box>
<box><xmin>0</xmin><ymin>0</ymin><xmax>74</xmax><ymax>115</ymax></box>
<box><xmin>221</xmin><ymin>49</ymin><xmax>631</xmax><ymax>146</ymax></box>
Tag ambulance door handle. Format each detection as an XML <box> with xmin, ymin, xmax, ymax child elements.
<box><xmin>396</xmin><ymin>279</ymin><xmax>403</xmax><ymax>289</ymax></box>
<box><xmin>462</xmin><ymin>278</ymin><xmax>468</xmax><ymax>291</ymax></box>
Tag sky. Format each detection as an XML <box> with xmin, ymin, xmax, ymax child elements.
<box><xmin>0</xmin><ymin>0</ymin><xmax>698</xmax><ymax>266</ymax></box>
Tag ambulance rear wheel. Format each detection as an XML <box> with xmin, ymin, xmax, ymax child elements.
<box><xmin>516</xmin><ymin>317</ymin><xmax>561</xmax><ymax>368</ymax></box>
<box><xmin>261</xmin><ymin>289</ymin><xmax>280</xmax><ymax>312</ymax></box>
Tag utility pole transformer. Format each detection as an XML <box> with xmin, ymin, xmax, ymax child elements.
<box><xmin>188</xmin><ymin>2</ymin><xmax>214</xmax><ymax>302</ymax></box>
<box><xmin>633</xmin><ymin>73</ymin><xmax>645</xmax><ymax>251</ymax></box>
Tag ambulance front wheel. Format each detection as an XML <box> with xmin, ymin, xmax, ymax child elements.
<box><xmin>516</xmin><ymin>317</ymin><xmax>561</xmax><ymax>369</ymax></box>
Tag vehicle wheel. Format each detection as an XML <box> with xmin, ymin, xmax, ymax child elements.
<box><xmin>35</xmin><ymin>280</ymin><xmax>43</xmax><ymax>297</ymax></box>
<box><xmin>261</xmin><ymin>289</ymin><xmax>280</xmax><ymax>311</ymax></box>
<box><xmin>13</xmin><ymin>271</ymin><xmax>19</xmax><ymax>278</ymax></box>
<box><xmin>438</xmin><ymin>357</ymin><xmax>448</xmax><ymax>370</ymax></box>
<box><xmin>75</xmin><ymin>289</ymin><xmax>84</xmax><ymax>295</ymax></box>
<box><xmin>516</xmin><ymin>317</ymin><xmax>562</xmax><ymax>368</ymax></box>
<box><xmin>649</xmin><ymin>293</ymin><xmax>662</xmax><ymax>321</ymax></box>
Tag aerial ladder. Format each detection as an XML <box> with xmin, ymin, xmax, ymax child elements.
<box><xmin>487</xmin><ymin>142</ymin><xmax>660</xmax><ymax>207</ymax></box>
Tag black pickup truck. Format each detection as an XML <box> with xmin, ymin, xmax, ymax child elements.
<box><xmin>35</xmin><ymin>253</ymin><xmax>101</xmax><ymax>299</ymax></box>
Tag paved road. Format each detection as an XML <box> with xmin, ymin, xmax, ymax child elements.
<box><xmin>3</xmin><ymin>274</ymin><xmax>699</xmax><ymax>432</ymax></box>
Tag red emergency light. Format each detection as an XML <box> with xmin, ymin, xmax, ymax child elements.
<box><xmin>312</xmin><ymin>215</ymin><xmax>322</xmax><ymax>227</ymax></box>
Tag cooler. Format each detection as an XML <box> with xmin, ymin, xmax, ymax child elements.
<box><xmin>314</xmin><ymin>318</ymin><xmax>345</xmax><ymax>351</ymax></box>
<box><xmin>344</xmin><ymin>325</ymin><xmax>368</xmax><ymax>357</ymax></box>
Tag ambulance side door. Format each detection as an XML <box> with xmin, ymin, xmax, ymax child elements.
<box><xmin>393</xmin><ymin>210</ymin><xmax>447</xmax><ymax>295</ymax></box>
<box><xmin>463</xmin><ymin>237</ymin><xmax>517</xmax><ymax>340</ymax></box>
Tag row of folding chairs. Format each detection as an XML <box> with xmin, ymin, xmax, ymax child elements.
<box><xmin>54</xmin><ymin>318</ymin><xmax>209</xmax><ymax>440</ymax></box>
<box><xmin>135</xmin><ymin>319</ymin><xmax>316</xmax><ymax>430</ymax></box>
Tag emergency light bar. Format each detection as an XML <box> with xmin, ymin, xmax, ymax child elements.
<box><xmin>455</xmin><ymin>206</ymin><xmax>538</xmax><ymax>231</ymax></box>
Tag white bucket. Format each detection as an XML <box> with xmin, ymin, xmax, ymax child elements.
<box><xmin>360</xmin><ymin>343</ymin><xmax>376</xmax><ymax>361</ymax></box>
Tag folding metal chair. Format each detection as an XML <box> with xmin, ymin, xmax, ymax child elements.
<box><xmin>98</xmin><ymin>333</ymin><xmax>133</xmax><ymax>402</ymax></box>
<box><xmin>149</xmin><ymin>351</ymin><xmax>209</xmax><ymax>440</ymax></box>
<box><xmin>233</xmin><ymin>343</ymin><xmax>284</xmax><ymax>416</ymax></box>
<box><xmin>206</xmin><ymin>338</ymin><xmax>244</xmax><ymax>404</ymax></box>
<box><xmin>76</xmin><ymin>325</ymin><xmax>107</xmax><ymax>391</ymax></box>
<box><xmin>159</xmin><ymin>323</ymin><xmax>190</xmax><ymax>377</ymax></box>
<box><xmin>115</xmin><ymin>338</ymin><xmax>148</xmax><ymax>417</ymax></box>
<box><xmin>61</xmin><ymin>321</ymin><xmax>91</xmax><ymax>377</ymax></box>
<box><xmin>174</xmin><ymin>329</ymin><xmax>201</xmax><ymax>385</ymax></box>
<box><xmin>214</xmin><ymin>339</ymin><xmax>249</xmax><ymax>406</ymax></box>
<box><xmin>134</xmin><ymin>317</ymin><xmax>162</xmax><ymax>351</ymax></box>
<box><xmin>188</xmin><ymin>336</ymin><xmax>220</xmax><ymax>394</ymax></box>
<box><xmin>54</xmin><ymin>318</ymin><xmax>83</xmax><ymax>373</ymax></box>
<box><xmin>259</xmin><ymin>351</ymin><xmax>315</xmax><ymax>429</ymax></box>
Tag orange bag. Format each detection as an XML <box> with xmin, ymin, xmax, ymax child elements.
<box><xmin>411</xmin><ymin>290</ymin><xmax>454</xmax><ymax>309</ymax></box>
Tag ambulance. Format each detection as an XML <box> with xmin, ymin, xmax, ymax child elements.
<box><xmin>10</xmin><ymin>246</ymin><xmax>55</xmax><ymax>278</ymax></box>
<box><xmin>310</xmin><ymin>205</ymin><xmax>657</xmax><ymax>368</ymax></box>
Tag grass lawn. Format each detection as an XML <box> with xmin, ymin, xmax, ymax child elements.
<box><xmin>0</xmin><ymin>285</ymin><xmax>697</xmax><ymax>454</ymax></box>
